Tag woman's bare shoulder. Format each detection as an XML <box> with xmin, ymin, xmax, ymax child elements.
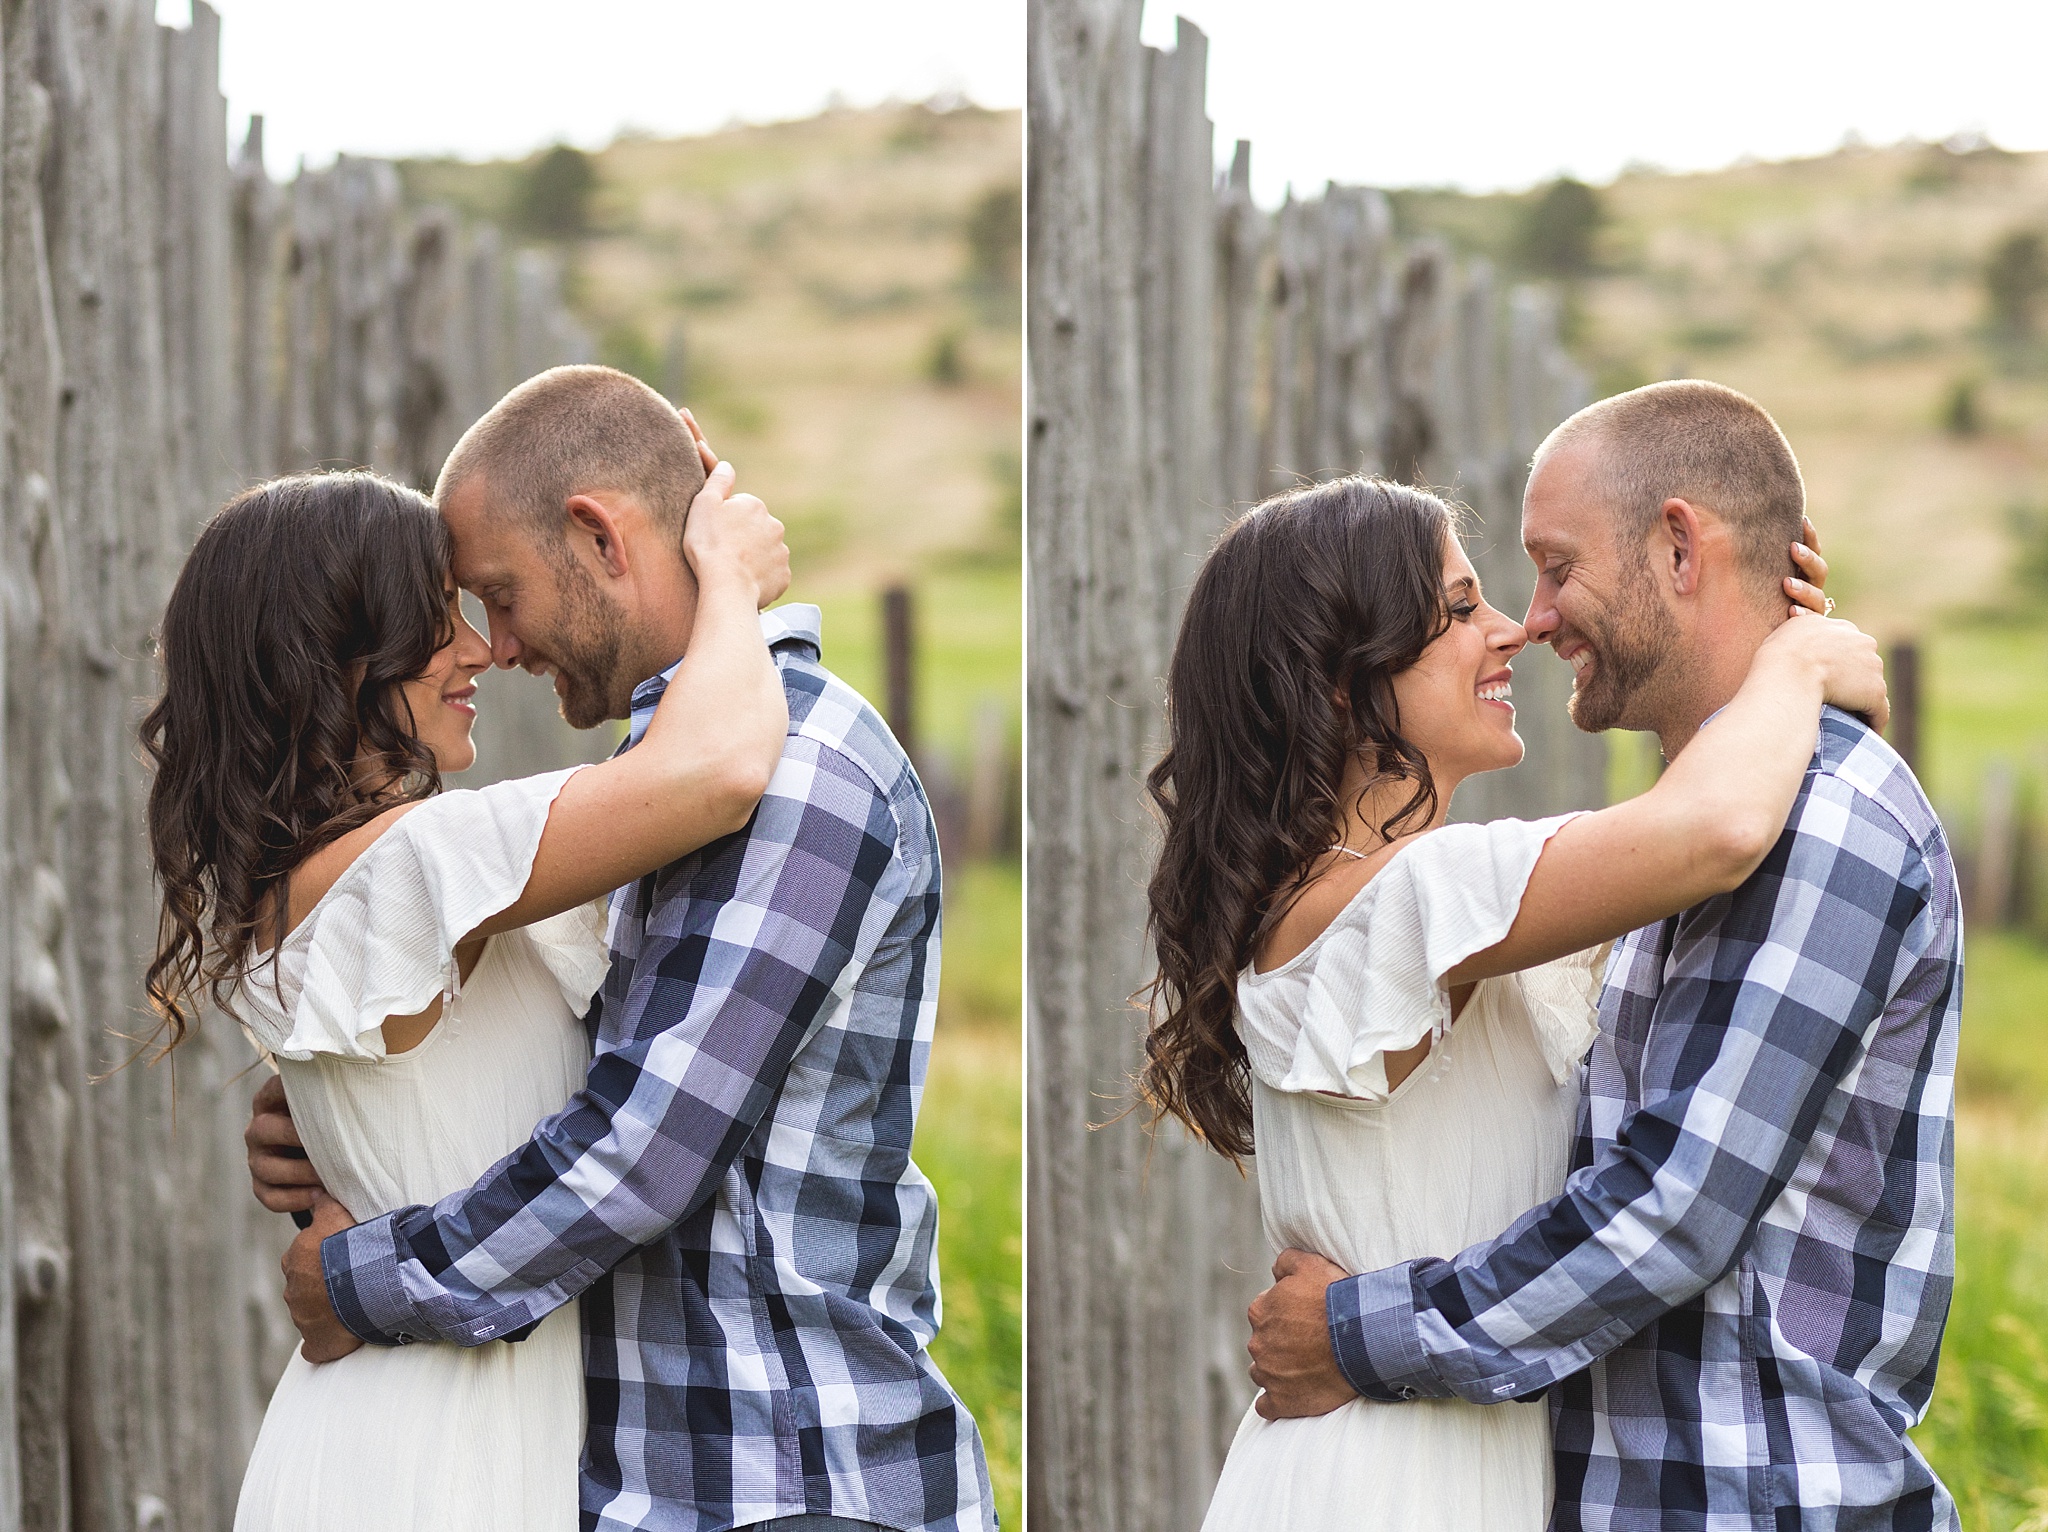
<box><xmin>1253</xmin><ymin>828</ymin><xmax>1435</xmax><ymax>974</ymax></box>
<box><xmin>279</xmin><ymin>800</ymin><xmax>429</xmax><ymax>944</ymax></box>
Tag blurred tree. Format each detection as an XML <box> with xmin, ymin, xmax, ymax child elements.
<box><xmin>2007</xmin><ymin>501</ymin><xmax>2048</xmax><ymax>599</ymax></box>
<box><xmin>966</xmin><ymin>182</ymin><xmax>1021</xmax><ymax>301</ymax></box>
<box><xmin>1986</xmin><ymin>230</ymin><xmax>2048</xmax><ymax>344</ymax></box>
<box><xmin>1941</xmin><ymin>377</ymin><xmax>1983</xmax><ymax>437</ymax></box>
<box><xmin>599</xmin><ymin>321</ymin><xmax>660</xmax><ymax>387</ymax></box>
<box><xmin>1519</xmin><ymin>177</ymin><xmax>1605</xmax><ymax>277</ymax></box>
<box><xmin>926</xmin><ymin>326</ymin><xmax>967</xmax><ymax>386</ymax></box>
<box><xmin>517</xmin><ymin>145</ymin><xmax>597</xmax><ymax>240</ymax></box>
<box><xmin>987</xmin><ymin>447</ymin><xmax>1021</xmax><ymax>544</ymax></box>
<box><xmin>662</xmin><ymin>320</ymin><xmax>689</xmax><ymax>404</ymax></box>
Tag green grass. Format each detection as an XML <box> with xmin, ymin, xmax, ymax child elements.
<box><xmin>1904</xmin><ymin>619</ymin><xmax>2048</xmax><ymax>1527</ymax></box>
<box><xmin>1913</xmin><ymin>930</ymin><xmax>2048</xmax><ymax>1530</ymax></box>
<box><xmin>1922</xmin><ymin>618</ymin><xmax>2048</xmax><ymax>823</ymax></box>
<box><xmin>797</xmin><ymin>564</ymin><xmax>1022</xmax><ymax>772</ymax></box>
<box><xmin>794</xmin><ymin>566</ymin><xmax>1022</xmax><ymax>1524</ymax></box>
<box><xmin>916</xmin><ymin>861</ymin><xmax>1022</xmax><ymax>1529</ymax></box>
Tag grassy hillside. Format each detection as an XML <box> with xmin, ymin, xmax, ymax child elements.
<box><xmin>1394</xmin><ymin>140</ymin><xmax>2048</xmax><ymax>636</ymax></box>
<box><xmin>399</xmin><ymin>103</ymin><xmax>1021</xmax><ymax>601</ymax></box>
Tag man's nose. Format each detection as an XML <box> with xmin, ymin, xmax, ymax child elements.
<box><xmin>1522</xmin><ymin>585</ymin><xmax>1559</xmax><ymax>647</ymax></box>
<box><xmin>484</xmin><ymin>612</ymin><xmax>523</xmax><ymax>670</ymax></box>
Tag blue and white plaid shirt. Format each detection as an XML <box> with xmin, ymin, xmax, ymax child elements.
<box><xmin>325</xmin><ymin>607</ymin><xmax>993</xmax><ymax>1532</ymax></box>
<box><xmin>1327</xmin><ymin>709</ymin><xmax>1962</xmax><ymax>1531</ymax></box>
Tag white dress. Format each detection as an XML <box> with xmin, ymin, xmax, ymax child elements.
<box><xmin>1200</xmin><ymin>815</ymin><xmax>1608</xmax><ymax>1532</ymax></box>
<box><xmin>230</xmin><ymin>768</ymin><xmax>610</xmax><ymax>1532</ymax></box>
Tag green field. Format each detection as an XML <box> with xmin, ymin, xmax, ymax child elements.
<box><xmin>801</xmin><ymin>562</ymin><xmax>1023</xmax><ymax>769</ymax></box>
<box><xmin>1915</xmin><ymin>932</ymin><xmax>2048</xmax><ymax>1529</ymax></box>
<box><xmin>1906</xmin><ymin>620</ymin><xmax>2048</xmax><ymax>1529</ymax></box>
<box><xmin>803</xmin><ymin>565</ymin><xmax>1022</xmax><ymax>1528</ymax></box>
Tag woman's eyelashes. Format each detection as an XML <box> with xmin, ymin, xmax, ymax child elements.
<box><xmin>1450</xmin><ymin>600</ymin><xmax>1478</xmax><ymax>622</ymax></box>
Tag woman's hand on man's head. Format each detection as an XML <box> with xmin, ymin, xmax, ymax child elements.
<box><xmin>1784</xmin><ymin>514</ymin><xmax>1831</xmax><ymax>616</ymax></box>
<box><xmin>683</xmin><ymin>460</ymin><xmax>791</xmax><ymax>611</ymax></box>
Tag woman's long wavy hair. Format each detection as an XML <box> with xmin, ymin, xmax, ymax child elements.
<box><xmin>1141</xmin><ymin>476</ymin><xmax>1459</xmax><ymax>1161</ymax></box>
<box><xmin>141</xmin><ymin>471</ymin><xmax>457</xmax><ymax>1051</ymax></box>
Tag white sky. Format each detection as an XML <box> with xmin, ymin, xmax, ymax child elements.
<box><xmin>1139</xmin><ymin>0</ymin><xmax>2048</xmax><ymax>203</ymax></box>
<box><xmin>158</xmin><ymin>0</ymin><xmax>1022</xmax><ymax>174</ymax></box>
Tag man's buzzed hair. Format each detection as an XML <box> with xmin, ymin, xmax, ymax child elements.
<box><xmin>435</xmin><ymin>364</ymin><xmax>706</xmax><ymax>556</ymax></box>
<box><xmin>1535</xmin><ymin>379</ymin><xmax>1805</xmax><ymax>598</ymax></box>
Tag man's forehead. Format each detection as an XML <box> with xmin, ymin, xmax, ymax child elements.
<box><xmin>1522</xmin><ymin>448</ymin><xmax>1602</xmax><ymax>554</ymax></box>
<box><xmin>440</xmin><ymin>483</ymin><xmax>522</xmax><ymax>583</ymax></box>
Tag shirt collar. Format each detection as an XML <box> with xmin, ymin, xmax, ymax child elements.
<box><xmin>625</xmin><ymin>603</ymin><xmax>821</xmax><ymax>749</ymax></box>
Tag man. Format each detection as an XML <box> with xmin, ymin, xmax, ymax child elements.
<box><xmin>248</xmin><ymin>365</ymin><xmax>992</xmax><ymax>1532</ymax></box>
<box><xmin>1246</xmin><ymin>380</ymin><xmax>1961</xmax><ymax>1530</ymax></box>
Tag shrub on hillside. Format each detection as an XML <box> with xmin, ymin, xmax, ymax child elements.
<box><xmin>516</xmin><ymin>145</ymin><xmax>596</xmax><ymax>240</ymax></box>
<box><xmin>965</xmin><ymin>182</ymin><xmax>1021</xmax><ymax>315</ymax></box>
<box><xmin>1518</xmin><ymin>177</ymin><xmax>1604</xmax><ymax>278</ymax></box>
<box><xmin>1985</xmin><ymin>230</ymin><xmax>2048</xmax><ymax>345</ymax></box>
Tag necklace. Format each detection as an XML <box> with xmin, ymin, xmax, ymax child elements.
<box><xmin>1326</xmin><ymin>844</ymin><xmax>1369</xmax><ymax>861</ymax></box>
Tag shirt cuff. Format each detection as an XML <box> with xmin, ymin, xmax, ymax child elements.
<box><xmin>322</xmin><ymin>1212</ymin><xmax>421</xmax><ymax>1348</ymax></box>
<box><xmin>1326</xmin><ymin>1263</ymin><xmax>1452</xmax><ymax>1402</ymax></box>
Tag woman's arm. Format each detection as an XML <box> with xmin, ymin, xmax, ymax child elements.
<box><xmin>1447</xmin><ymin>613</ymin><xmax>1887</xmax><ymax>984</ymax></box>
<box><xmin>471</xmin><ymin>461</ymin><xmax>792</xmax><ymax>935</ymax></box>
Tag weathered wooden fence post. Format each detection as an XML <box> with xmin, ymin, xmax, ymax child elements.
<box><xmin>1028</xmin><ymin>7</ymin><xmax>1609</xmax><ymax>1526</ymax></box>
<box><xmin>1889</xmin><ymin>639</ymin><xmax>1921</xmax><ymax>773</ymax></box>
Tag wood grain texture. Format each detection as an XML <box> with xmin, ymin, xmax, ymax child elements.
<box><xmin>1027</xmin><ymin>9</ymin><xmax>1607</xmax><ymax>1525</ymax></box>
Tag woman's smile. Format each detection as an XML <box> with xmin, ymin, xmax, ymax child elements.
<box><xmin>1477</xmin><ymin>669</ymin><xmax>1515</xmax><ymax>713</ymax></box>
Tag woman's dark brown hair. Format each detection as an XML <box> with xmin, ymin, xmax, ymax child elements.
<box><xmin>141</xmin><ymin>471</ymin><xmax>457</xmax><ymax>1050</ymax></box>
<box><xmin>1141</xmin><ymin>476</ymin><xmax>1459</xmax><ymax>1161</ymax></box>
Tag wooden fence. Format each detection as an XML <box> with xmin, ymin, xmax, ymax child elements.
<box><xmin>0</xmin><ymin>3</ymin><xmax>589</xmax><ymax>1527</ymax></box>
<box><xmin>1026</xmin><ymin>4</ymin><xmax>1606</xmax><ymax>1527</ymax></box>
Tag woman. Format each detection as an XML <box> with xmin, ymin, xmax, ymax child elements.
<box><xmin>141</xmin><ymin>460</ymin><xmax>789</xmax><ymax>1531</ymax></box>
<box><xmin>1140</xmin><ymin>477</ymin><xmax>1878</xmax><ymax>1531</ymax></box>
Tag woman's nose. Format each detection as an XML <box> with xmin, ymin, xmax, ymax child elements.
<box><xmin>1493</xmin><ymin>613</ymin><xmax>1528</xmax><ymax>658</ymax></box>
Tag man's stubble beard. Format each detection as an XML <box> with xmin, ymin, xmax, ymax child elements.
<box><xmin>1565</xmin><ymin>553</ymin><xmax>1676</xmax><ymax>735</ymax></box>
<box><xmin>547</xmin><ymin>553</ymin><xmax>630</xmax><ymax>731</ymax></box>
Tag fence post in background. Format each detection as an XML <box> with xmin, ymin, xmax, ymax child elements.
<box><xmin>963</xmin><ymin>699</ymin><xmax>1011</xmax><ymax>861</ymax></box>
<box><xmin>1973</xmin><ymin>759</ymin><xmax>2019</xmax><ymax>928</ymax></box>
<box><xmin>1214</xmin><ymin>140</ymin><xmax>1265</xmax><ymax>511</ymax></box>
<box><xmin>230</xmin><ymin>116</ymin><xmax>279</xmax><ymax>483</ymax></box>
<box><xmin>883</xmin><ymin>584</ymin><xmax>917</xmax><ymax>754</ymax></box>
<box><xmin>1889</xmin><ymin>639</ymin><xmax>1921</xmax><ymax>773</ymax></box>
<box><xmin>5</xmin><ymin>0</ymin><xmax>75</xmax><ymax>1516</ymax></box>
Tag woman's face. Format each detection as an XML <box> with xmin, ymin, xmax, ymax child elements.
<box><xmin>398</xmin><ymin>589</ymin><xmax>493</xmax><ymax>775</ymax></box>
<box><xmin>1388</xmin><ymin>536</ymin><xmax>1529</xmax><ymax>787</ymax></box>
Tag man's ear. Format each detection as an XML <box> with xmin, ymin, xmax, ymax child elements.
<box><xmin>1657</xmin><ymin>497</ymin><xmax>1706</xmax><ymax>597</ymax></box>
<box><xmin>565</xmin><ymin>494</ymin><xmax>631</xmax><ymax>578</ymax></box>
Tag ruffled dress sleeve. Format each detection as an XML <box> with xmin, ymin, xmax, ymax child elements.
<box><xmin>230</xmin><ymin>766</ymin><xmax>608</xmax><ymax>1063</ymax></box>
<box><xmin>1513</xmin><ymin>938</ymin><xmax>1612</xmax><ymax>1084</ymax></box>
<box><xmin>1234</xmin><ymin>814</ymin><xmax>1582</xmax><ymax>1100</ymax></box>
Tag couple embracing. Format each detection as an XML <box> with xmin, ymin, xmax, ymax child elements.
<box><xmin>143</xmin><ymin>366</ymin><xmax>992</xmax><ymax>1531</ymax></box>
<box><xmin>1150</xmin><ymin>380</ymin><xmax>1960</xmax><ymax>1531</ymax></box>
